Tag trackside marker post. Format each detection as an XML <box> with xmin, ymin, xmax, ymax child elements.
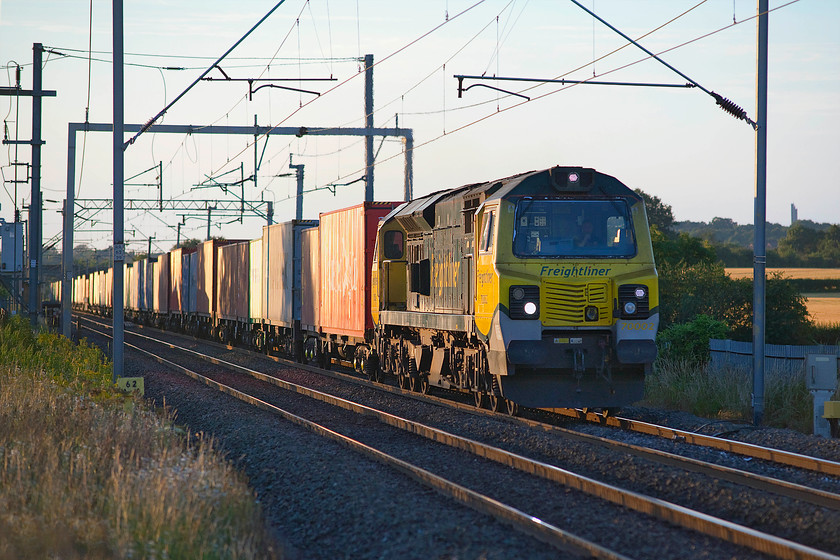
<box><xmin>116</xmin><ymin>377</ymin><xmax>144</xmax><ymax>396</ymax></box>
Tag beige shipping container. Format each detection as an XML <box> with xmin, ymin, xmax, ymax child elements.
<box><xmin>300</xmin><ymin>227</ymin><xmax>320</xmax><ymax>331</ymax></box>
<box><xmin>262</xmin><ymin>220</ymin><xmax>317</xmax><ymax>327</ymax></box>
<box><xmin>105</xmin><ymin>267</ymin><xmax>113</xmax><ymax>308</ymax></box>
<box><xmin>151</xmin><ymin>253</ymin><xmax>169</xmax><ymax>314</ymax></box>
<box><xmin>249</xmin><ymin>238</ymin><xmax>264</xmax><ymax>322</ymax></box>
<box><xmin>217</xmin><ymin>241</ymin><xmax>250</xmax><ymax>322</ymax></box>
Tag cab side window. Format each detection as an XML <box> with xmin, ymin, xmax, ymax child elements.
<box><xmin>480</xmin><ymin>211</ymin><xmax>495</xmax><ymax>253</ymax></box>
<box><xmin>384</xmin><ymin>230</ymin><xmax>404</xmax><ymax>259</ymax></box>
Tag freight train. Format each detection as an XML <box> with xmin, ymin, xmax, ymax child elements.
<box><xmin>61</xmin><ymin>165</ymin><xmax>659</xmax><ymax>413</ymax></box>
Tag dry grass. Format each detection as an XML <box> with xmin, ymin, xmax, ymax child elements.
<box><xmin>643</xmin><ymin>358</ymin><xmax>812</xmax><ymax>432</ymax></box>
<box><xmin>0</xmin><ymin>316</ymin><xmax>280</xmax><ymax>559</ymax></box>
<box><xmin>725</xmin><ymin>267</ymin><xmax>840</xmax><ymax>280</ymax></box>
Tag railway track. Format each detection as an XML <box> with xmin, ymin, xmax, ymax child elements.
<box><xmin>78</xmin><ymin>314</ymin><xmax>840</xmax><ymax>559</ymax></box>
<box><xmin>552</xmin><ymin>408</ymin><xmax>840</xmax><ymax>477</ymax></box>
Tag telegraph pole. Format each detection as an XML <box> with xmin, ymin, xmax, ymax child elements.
<box><xmin>364</xmin><ymin>54</ymin><xmax>374</xmax><ymax>201</ymax></box>
<box><xmin>752</xmin><ymin>0</ymin><xmax>769</xmax><ymax>425</ymax></box>
<box><xmin>289</xmin><ymin>155</ymin><xmax>304</xmax><ymax>220</ymax></box>
<box><xmin>0</xmin><ymin>44</ymin><xmax>57</xmax><ymax>326</ymax></box>
<box><xmin>28</xmin><ymin>43</ymin><xmax>44</xmax><ymax>326</ymax></box>
<box><xmin>113</xmin><ymin>0</ymin><xmax>125</xmax><ymax>382</ymax></box>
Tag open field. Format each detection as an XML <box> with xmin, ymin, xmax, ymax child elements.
<box><xmin>725</xmin><ymin>268</ymin><xmax>840</xmax><ymax>280</ymax></box>
<box><xmin>725</xmin><ymin>268</ymin><xmax>840</xmax><ymax>324</ymax></box>
<box><xmin>804</xmin><ymin>294</ymin><xmax>840</xmax><ymax>324</ymax></box>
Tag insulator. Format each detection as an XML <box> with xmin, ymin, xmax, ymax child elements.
<box><xmin>712</xmin><ymin>92</ymin><xmax>747</xmax><ymax>121</ymax></box>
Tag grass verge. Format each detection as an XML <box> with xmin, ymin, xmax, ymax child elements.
<box><xmin>643</xmin><ymin>357</ymin><xmax>813</xmax><ymax>433</ymax></box>
<box><xmin>0</xmin><ymin>315</ymin><xmax>280</xmax><ymax>559</ymax></box>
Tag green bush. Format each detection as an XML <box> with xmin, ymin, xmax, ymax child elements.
<box><xmin>657</xmin><ymin>315</ymin><xmax>728</xmax><ymax>365</ymax></box>
<box><xmin>656</xmin><ymin>260</ymin><xmax>813</xmax><ymax>345</ymax></box>
<box><xmin>808</xmin><ymin>322</ymin><xmax>840</xmax><ymax>346</ymax></box>
<box><xmin>722</xmin><ymin>273</ymin><xmax>813</xmax><ymax>344</ymax></box>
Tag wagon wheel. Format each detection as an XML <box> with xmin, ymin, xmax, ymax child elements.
<box><xmin>319</xmin><ymin>342</ymin><xmax>331</xmax><ymax>370</ymax></box>
<box><xmin>418</xmin><ymin>376</ymin><xmax>430</xmax><ymax>395</ymax></box>
<box><xmin>407</xmin><ymin>359</ymin><xmax>419</xmax><ymax>392</ymax></box>
<box><xmin>474</xmin><ymin>391</ymin><xmax>487</xmax><ymax>409</ymax></box>
<box><xmin>488</xmin><ymin>394</ymin><xmax>504</xmax><ymax>413</ymax></box>
<box><xmin>364</xmin><ymin>357</ymin><xmax>380</xmax><ymax>382</ymax></box>
<box><xmin>398</xmin><ymin>373</ymin><xmax>409</xmax><ymax>390</ymax></box>
<box><xmin>505</xmin><ymin>399</ymin><xmax>520</xmax><ymax>417</ymax></box>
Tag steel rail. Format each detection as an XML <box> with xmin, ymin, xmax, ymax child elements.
<box><xmin>83</xmin><ymin>324</ymin><xmax>628</xmax><ymax>560</ymax></box>
<box><xmin>81</xmin><ymin>317</ymin><xmax>840</xmax><ymax>560</ymax></box>
<box><xmin>552</xmin><ymin>408</ymin><xmax>840</xmax><ymax>478</ymax></box>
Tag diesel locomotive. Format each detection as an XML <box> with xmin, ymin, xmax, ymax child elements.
<box><xmin>370</xmin><ymin>166</ymin><xmax>658</xmax><ymax>412</ymax></box>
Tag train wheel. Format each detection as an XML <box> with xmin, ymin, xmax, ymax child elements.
<box><xmin>506</xmin><ymin>399</ymin><xmax>520</xmax><ymax>417</ymax></box>
<box><xmin>474</xmin><ymin>391</ymin><xmax>486</xmax><ymax>409</ymax></box>
<box><xmin>319</xmin><ymin>342</ymin><xmax>331</xmax><ymax>370</ymax></box>
<box><xmin>398</xmin><ymin>373</ymin><xmax>409</xmax><ymax>390</ymax></box>
<box><xmin>418</xmin><ymin>376</ymin><xmax>429</xmax><ymax>395</ymax></box>
<box><xmin>364</xmin><ymin>355</ymin><xmax>380</xmax><ymax>382</ymax></box>
<box><xmin>488</xmin><ymin>394</ymin><xmax>504</xmax><ymax>413</ymax></box>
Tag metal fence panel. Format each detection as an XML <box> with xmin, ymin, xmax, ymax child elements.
<box><xmin>710</xmin><ymin>339</ymin><xmax>840</xmax><ymax>376</ymax></box>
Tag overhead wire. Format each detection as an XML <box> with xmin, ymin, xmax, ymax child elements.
<box><xmin>76</xmin><ymin>0</ymin><xmax>95</xmax><ymax>200</ymax></box>
<box><xmin>203</xmin><ymin>0</ymin><xmax>490</xmax><ymax>182</ymax></box>
<box><xmin>298</xmin><ymin>0</ymin><xmax>799</xmax><ymax>199</ymax></box>
<box><xmin>37</xmin><ymin>46</ymin><xmax>355</xmax><ymax>63</ymax></box>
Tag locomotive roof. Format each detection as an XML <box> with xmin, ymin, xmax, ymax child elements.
<box><xmin>382</xmin><ymin>166</ymin><xmax>641</xmax><ymax>233</ymax></box>
<box><xmin>482</xmin><ymin>166</ymin><xmax>642</xmax><ymax>202</ymax></box>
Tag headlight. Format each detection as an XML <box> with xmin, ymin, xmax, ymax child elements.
<box><xmin>618</xmin><ymin>284</ymin><xmax>650</xmax><ymax>319</ymax></box>
<box><xmin>509</xmin><ymin>285</ymin><xmax>540</xmax><ymax>319</ymax></box>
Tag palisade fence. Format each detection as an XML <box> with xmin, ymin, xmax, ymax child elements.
<box><xmin>709</xmin><ymin>339</ymin><xmax>840</xmax><ymax>376</ymax></box>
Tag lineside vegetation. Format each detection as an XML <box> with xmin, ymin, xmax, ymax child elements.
<box><xmin>644</xmin><ymin>357</ymin><xmax>813</xmax><ymax>432</ymax></box>
<box><xmin>636</xmin><ymin>191</ymin><xmax>838</xmax><ymax>430</ymax></box>
<box><xmin>0</xmin><ymin>315</ymin><xmax>279</xmax><ymax>559</ymax></box>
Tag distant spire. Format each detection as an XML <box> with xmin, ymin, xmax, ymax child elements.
<box><xmin>790</xmin><ymin>203</ymin><xmax>798</xmax><ymax>225</ymax></box>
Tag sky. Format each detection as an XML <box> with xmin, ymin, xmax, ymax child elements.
<box><xmin>1</xmin><ymin>0</ymin><xmax>838</xmax><ymax>252</ymax></box>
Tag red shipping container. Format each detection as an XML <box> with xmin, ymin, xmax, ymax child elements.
<box><xmin>318</xmin><ymin>202</ymin><xmax>401</xmax><ymax>339</ymax></box>
<box><xmin>217</xmin><ymin>241</ymin><xmax>250</xmax><ymax>322</ymax></box>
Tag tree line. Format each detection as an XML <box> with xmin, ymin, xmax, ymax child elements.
<box><xmin>674</xmin><ymin>217</ymin><xmax>840</xmax><ymax>268</ymax></box>
<box><xmin>635</xmin><ymin>189</ymin><xmax>839</xmax><ymax>358</ymax></box>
